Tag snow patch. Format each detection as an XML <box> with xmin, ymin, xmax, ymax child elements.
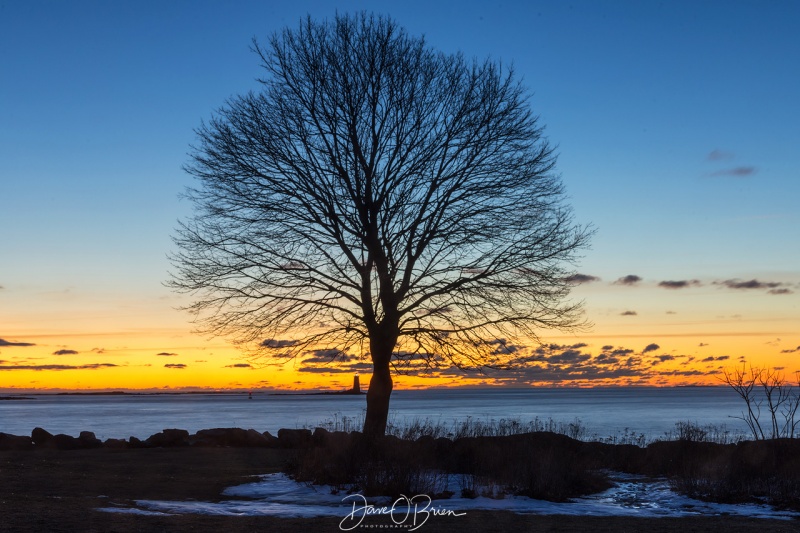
<box><xmin>97</xmin><ymin>472</ymin><xmax>799</xmax><ymax>520</ymax></box>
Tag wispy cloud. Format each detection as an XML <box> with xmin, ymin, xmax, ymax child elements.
<box><xmin>165</xmin><ymin>363</ymin><xmax>187</xmax><ymax>369</ymax></box>
<box><xmin>768</xmin><ymin>288</ymin><xmax>794</xmax><ymax>295</ymax></box>
<box><xmin>260</xmin><ymin>339</ymin><xmax>299</xmax><ymax>348</ymax></box>
<box><xmin>156</xmin><ymin>352</ymin><xmax>178</xmax><ymax>356</ymax></box>
<box><xmin>716</xmin><ymin>279</ymin><xmax>788</xmax><ymax>293</ymax></box>
<box><xmin>707</xmin><ymin>149</ymin><xmax>734</xmax><ymax>161</ymax></box>
<box><xmin>700</xmin><ymin>356</ymin><xmax>730</xmax><ymax>362</ymax></box>
<box><xmin>708</xmin><ymin>166</ymin><xmax>756</xmax><ymax>177</ymax></box>
<box><xmin>659</xmin><ymin>280</ymin><xmax>701</xmax><ymax>289</ymax></box>
<box><xmin>642</xmin><ymin>343</ymin><xmax>660</xmax><ymax>354</ymax></box>
<box><xmin>0</xmin><ymin>363</ymin><xmax>118</xmax><ymax>371</ymax></box>
<box><xmin>225</xmin><ymin>363</ymin><xmax>253</xmax><ymax>368</ymax></box>
<box><xmin>564</xmin><ymin>273</ymin><xmax>601</xmax><ymax>284</ymax></box>
<box><xmin>613</xmin><ymin>275</ymin><xmax>642</xmax><ymax>286</ymax></box>
<box><xmin>52</xmin><ymin>349</ymin><xmax>78</xmax><ymax>355</ymax></box>
<box><xmin>620</xmin><ymin>310</ymin><xmax>638</xmax><ymax>316</ymax></box>
<box><xmin>0</xmin><ymin>338</ymin><xmax>36</xmax><ymax>347</ymax></box>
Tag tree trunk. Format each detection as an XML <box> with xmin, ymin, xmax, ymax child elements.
<box><xmin>363</xmin><ymin>358</ymin><xmax>393</xmax><ymax>437</ymax></box>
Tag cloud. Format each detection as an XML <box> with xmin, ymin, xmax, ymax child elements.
<box><xmin>486</xmin><ymin>338</ymin><xmax>525</xmax><ymax>355</ymax></box>
<box><xmin>91</xmin><ymin>348</ymin><xmax>106</xmax><ymax>354</ymax></box>
<box><xmin>614</xmin><ymin>275</ymin><xmax>642</xmax><ymax>286</ymax></box>
<box><xmin>716</xmin><ymin>279</ymin><xmax>785</xmax><ymax>291</ymax></box>
<box><xmin>656</xmin><ymin>355</ymin><xmax>675</xmax><ymax>362</ymax></box>
<box><xmin>659</xmin><ymin>280</ymin><xmax>701</xmax><ymax>289</ymax></box>
<box><xmin>301</xmin><ymin>349</ymin><xmax>354</xmax><ymax>364</ymax></box>
<box><xmin>610</xmin><ymin>348</ymin><xmax>634</xmax><ymax>357</ymax></box>
<box><xmin>708</xmin><ymin>166</ymin><xmax>756</xmax><ymax>177</ymax></box>
<box><xmin>52</xmin><ymin>349</ymin><xmax>78</xmax><ymax>355</ymax></box>
<box><xmin>157</xmin><ymin>352</ymin><xmax>178</xmax><ymax>356</ymax></box>
<box><xmin>701</xmin><ymin>356</ymin><xmax>730</xmax><ymax>362</ymax></box>
<box><xmin>164</xmin><ymin>363</ymin><xmax>187</xmax><ymax>369</ymax></box>
<box><xmin>226</xmin><ymin>363</ymin><xmax>253</xmax><ymax>368</ymax></box>
<box><xmin>780</xmin><ymin>346</ymin><xmax>800</xmax><ymax>354</ymax></box>
<box><xmin>620</xmin><ymin>311</ymin><xmax>638</xmax><ymax>316</ymax></box>
<box><xmin>699</xmin><ymin>343</ymin><xmax>708</xmax><ymax>347</ymax></box>
<box><xmin>260</xmin><ymin>339</ymin><xmax>299</xmax><ymax>348</ymax></box>
<box><xmin>708</xmin><ymin>149</ymin><xmax>734</xmax><ymax>161</ymax></box>
<box><xmin>642</xmin><ymin>343</ymin><xmax>660</xmax><ymax>354</ymax></box>
<box><xmin>0</xmin><ymin>338</ymin><xmax>36</xmax><ymax>347</ymax></box>
<box><xmin>546</xmin><ymin>349</ymin><xmax>591</xmax><ymax>364</ymax></box>
<box><xmin>0</xmin><ymin>363</ymin><xmax>118</xmax><ymax>371</ymax></box>
<box><xmin>768</xmin><ymin>288</ymin><xmax>793</xmax><ymax>295</ymax></box>
<box><xmin>564</xmin><ymin>274</ymin><xmax>601</xmax><ymax>284</ymax></box>
<box><xmin>298</xmin><ymin>362</ymin><xmax>373</xmax><ymax>374</ymax></box>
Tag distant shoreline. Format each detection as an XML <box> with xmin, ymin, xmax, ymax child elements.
<box><xmin>0</xmin><ymin>384</ymin><xmax>729</xmax><ymax>397</ymax></box>
<box><xmin>0</xmin><ymin>396</ymin><xmax>36</xmax><ymax>401</ymax></box>
<box><xmin>0</xmin><ymin>390</ymin><xmax>366</xmax><ymax>398</ymax></box>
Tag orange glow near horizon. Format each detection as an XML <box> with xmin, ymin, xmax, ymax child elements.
<box><xmin>2</xmin><ymin>326</ymin><xmax>797</xmax><ymax>393</ymax></box>
<box><xmin>2</xmin><ymin>275</ymin><xmax>798</xmax><ymax>393</ymax></box>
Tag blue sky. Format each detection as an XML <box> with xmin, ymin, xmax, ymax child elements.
<box><xmin>1</xmin><ymin>0</ymin><xmax>798</xmax><ymax>390</ymax></box>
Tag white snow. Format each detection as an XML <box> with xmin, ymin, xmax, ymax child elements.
<box><xmin>97</xmin><ymin>472</ymin><xmax>799</xmax><ymax>520</ymax></box>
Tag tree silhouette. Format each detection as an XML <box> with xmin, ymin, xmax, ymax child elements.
<box><xmin>169</xmin><ymin>13</ymin><xmax>591</xmax><ymax>436</ymax></box>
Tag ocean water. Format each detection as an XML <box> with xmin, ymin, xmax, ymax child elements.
<box><xmin>0</xmin><ymin>387</ymin><xmax>748</xmax><ymax>441</ymax></box>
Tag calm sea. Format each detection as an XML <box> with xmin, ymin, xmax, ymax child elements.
<box><xmin>0</xmin><ymin>387</ymin><xmax>748</xmax><ymax>441</ymax></box>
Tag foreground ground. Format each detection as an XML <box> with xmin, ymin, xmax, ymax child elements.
<box><xmin>1</xmin><ymin>447</ymin><xmax>796</xmax><ymax>532</ymax></box>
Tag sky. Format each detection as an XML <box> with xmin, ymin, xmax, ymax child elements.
<box><xmin>1</xmin><ymin>0</ymin><xmax>798</xmax><ymax>392</ymax></box>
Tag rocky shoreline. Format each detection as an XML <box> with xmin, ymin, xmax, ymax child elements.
<box><xmin>0</xmin><ymin>426</ymin><xmax>315</xmax><ymax>450</ymax></box>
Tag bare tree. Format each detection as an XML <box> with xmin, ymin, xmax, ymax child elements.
<box><xmin>722</xmin><ymin>363</ymin><xmax>800</xmax><ymax>439</ymax></box>
<box><xmin>169</xmin><ymin>13</ymin><xmax>591</xmax><ymax>437</ymax></box>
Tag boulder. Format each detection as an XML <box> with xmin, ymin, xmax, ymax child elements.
<box><xmin>79</xmin><ymin>431</ymin><xmax>102</xmax><ymax>449</ymax></box>
<box><xmin>245</xmin><ymin>428</ymin><xmax>270</xmax><ymax>447</ymax></box>
<box><xmin>144</xmin><ymin>428</ymin><xmax>190</xmax><ymax>447</ymax></box>
<box><xmin>312</xmin><ymin>427</ymin><xmax>330</xmax><ymax>446</ymax></box>
<box><xmin>262</xmin><ymin>431</ymin><xmax>280</xmax><ymax>448</ymax></box>
<box><xmin>192</xmin><ymin>428</ymin><xmax>249</xmax><ymax>447</ymax></box>
<box><xmin>102</xmin><ymin>438</ymin><xmax>128</xmax><ymax>449</ymax></box>
<box><xmin>277</xmin><ymin>428</ymin><xmax>313</xmax><ymax>448</ymax></box>
<box><xmin>31</xmin><ymin>427</ymin><xmax>53</xmax><ymax>446</ymax></box>
<box><xmin>52</xmin><ymin>433</ymin><xmax>81</xmax><ymax>450</ymax></box>
<box><xmin>128</xmin><ymin>436</ymin><xmax>145</xmax><ymax>448</ymax></box>
<box><xmin>0</xmin><ymin>432</ymin><xmax>33</xmax><ymax>450</ymax></box>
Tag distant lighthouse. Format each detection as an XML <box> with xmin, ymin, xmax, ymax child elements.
<box><xmin>352</xmin><ymin>372</ymin><xmax>361</xmax><ymax>393</ymax></box>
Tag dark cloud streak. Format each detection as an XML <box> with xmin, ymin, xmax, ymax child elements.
<box><xmin>659</xmin><ymin>280</ymin><xmax>701</xmax><ymax>289</ymax></box>
<box><xmin>614</xmin><ymin>275</ymin><xmax>642</xmax><ymax>286</ymax></box>
<box><xmin>0</xmin><ymin>338</ymin><xmax>36</xmax><ymax>347</ymax></box>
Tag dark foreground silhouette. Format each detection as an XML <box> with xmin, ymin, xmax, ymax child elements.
<box><xmin>1</xmin><ymin>427</ymin><xmax>798</xmax><ymax>532</ymax></box>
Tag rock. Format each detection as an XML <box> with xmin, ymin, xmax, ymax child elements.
<box><xmin>0</xmin><ymin>432</ymin><xmax>33</xmax><ymax>450</ymax></box>
<box><xmin>192</xmin><ymin>428</ymin><xmax>248</xmax><ymax>447</ymax></box>
<box><xmin>31</xmin><ymin>427</ymin><xmax>53</xmax><ymax>446</ymax></box>
<box><xmin>79</xmin><ymin>431</ymin><xmax>102</xmax><ymax>449</ymax></box>
<box><xmin>245</xmin><ymin>428</ymin><xmax>269</xmax><ymax>447</ymax></box>
<box><xmin>145</xmin><ymin>428</ymin><xmax>189</xmax><ymax>447</ymax></box>
<box><xmin>262</xmin><ymin>431</ymin><xmax>280</xmax><ymax>448</ymax></box>
<box><xmin>314</xmin><ymin>429</ymin><xmax>352</xmax><ymax>451</ymax></box>
<box><xmin>128</xmin><ymin>436</ymin><xmax>145</xmax><ymax>448</ymax></box>
<box><xmin>277</xmin><ymin>428</ymin><xmax>313</xmax><ymax>448</ymax></box>
<box><xmin>53</xmin><ymin>433</ymin><xmax>81</xmax><ymax>450</ymax></box>
<box><xmin>103</xmin><ymin>438</ymin><xmax>128</xmax><ymax>449</ymax></box>
<box><xmin>312</xmin><ymin>427</ymin><xmax>330</xmax><ymax>446</ymax></box>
